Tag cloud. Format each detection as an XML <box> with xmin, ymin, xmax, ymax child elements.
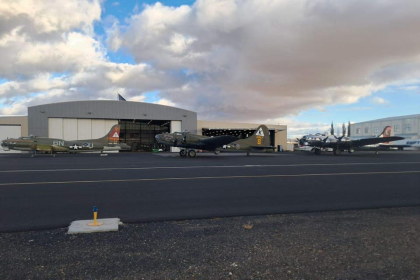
<box><xmin>107</xmin><ymin>0</ymin><xmax>420</xmax><ymax>122</ymax></box>
<box><xmin>266</xmin><ymin>117</ymin><xmax>330</xmax><ymax>139</ymax></box>
<box><xmin>2</xmin><ymin>0</ymin><xmax>420</xmax><ymax>122</ymax></box>
<box><xmin>153</xmin><ymin>98</ymin><xmax>176</xmax><ymax>107</ymax></box>
<box><xmin>370</xmin><ymin>97</ymin><xmax>389</xmax><ymax>105</ymax></box>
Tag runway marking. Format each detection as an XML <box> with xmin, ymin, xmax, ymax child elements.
<box><xmin>1</xmin><ymin>170</ymin><xmax>419</xmax><ymax>186</ymax></box>
<box><xmin>1</xmin><ymin>161</ymin><xmax>420</xmax><ymax>173</ymax></box>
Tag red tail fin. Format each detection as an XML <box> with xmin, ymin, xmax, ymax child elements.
<box><xmin>378</xmin><ymin>126</ymin><xmax>392</xmax><ymax>138</ymax></box>
<box><xmin>107</xmin><ymin>125</ymin><xmax>120</xmax><ymax>143</ymax></box>
<box><xmin>378</xmin><ymin>126</ymin><xmax>392</xmax><ymax>144</ymax></box>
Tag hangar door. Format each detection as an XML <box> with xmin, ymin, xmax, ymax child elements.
<box><xmin>0</xmin><ymin>125</ymin><xmax>21</xmax><ymax>153</ymax></box>
<box><xmin>48</xmin><ymin>118</ymin><xmax>118</xmax><ymax>140</ymax></box>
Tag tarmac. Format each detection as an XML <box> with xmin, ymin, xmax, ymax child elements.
<box><xmin>0</xmin><ymin>151</ymin><xmax>419</xmax><ymax>232</ymax></box>
<box><xmin>0</xmin><ymin>151</ymin><xmax>419</xmax><ymax>279</ymax></box>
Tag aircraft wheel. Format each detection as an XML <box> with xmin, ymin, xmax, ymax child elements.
<box><xmin>247</xmin><ymin>152</ymin><xmax>250</xmax><ymax>156</ymax></box>
<box><xmin>333</xmin><ymin>149</ymin><xmax>341</xmax><ymax>155</ymax></box>
<box><xmin>179</xmin><ymin>149</ymin><xmax>187</xmax><ymax>157</ymax></box>
<box><xmin>188</xmin><ymin>149</ymin><xmax>197</xmax><ymax>158</ymax></box>
<box><xmin>314</xmin><ymin>149</ymin><xmax>321</xmax><ymax>155</ymax></box>
<box><xmin>214</xmin><ymin>150</ymin><xmax>220</xmax><ymax>155</ymax></box>
<box><xmin>348</xmin><ymin>149</ymin><xmax>354</xmax><ymax>153</ymax></box>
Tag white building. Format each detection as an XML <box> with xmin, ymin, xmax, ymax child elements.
<box><xmin>350</xmin><ymin>114</ymin><xmax>420</xmax><ymax>139</ymax></box>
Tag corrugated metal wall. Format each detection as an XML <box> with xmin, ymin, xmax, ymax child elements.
<box><xmin>48</xmin><ymin>118</ymin><xmax>118</xmax><ymax>140</ymax></box>
<box><xmin>0</xmin><ymin>125</ymin><xmax>21</xmax><ymax>153</ymax></box>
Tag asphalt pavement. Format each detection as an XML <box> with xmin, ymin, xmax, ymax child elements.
<box><xmin>0</xmin><ymin>151</ymin><xmax>420</xmax><ymax>232</ymax></box>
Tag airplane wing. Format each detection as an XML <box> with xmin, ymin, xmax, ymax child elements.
<box><xmin>199</xmin><ymin>135</ymin><xmax>238</xmax><ymax>147</ymax></box>
<box><xmin>348</xmin><ymin>136</ymin><xmax>404</xmax><ymax>147</ymax></box>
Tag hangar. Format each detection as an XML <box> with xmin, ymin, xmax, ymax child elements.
<box><xmin>0</xmin><ymin>100</ymin><xmax>287</xmax><ymax>152</ymax></box>
<box><xmin>350</xmin><ymin>114</ymin><xmax>420</xmax><ymax>139</ymax></box>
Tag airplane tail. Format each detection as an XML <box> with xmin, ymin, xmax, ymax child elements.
<box><xmin>236</xmin><ymin>125</ymin><xmax>271</xmax><ymax>147</ymax></box>
<box><xmin>378</xmin><ymin>126</ymin><xmax>392</xmax><ymax>138</ymax></box>
<box><xmin>97</xmin><ymin>125</ymin><xmax>120</xmax><ymax>144</ymax></box>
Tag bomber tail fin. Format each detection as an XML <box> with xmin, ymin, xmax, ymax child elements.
<box><xmin>97</xmin><ymin>125</ymin><xmax>120</xmax><ymax>144</ymax></box>
<box><xmin>236</xmin><ymin>125</ymin><xmax>271</xmax><ymax>147</ymax></box>
<box><xmin>378</xmin><ymin>126</ymin><xmax>392</xmax><ymax>138</ymax></box>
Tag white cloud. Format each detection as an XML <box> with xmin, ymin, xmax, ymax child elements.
<box><xmin>2</xmin><ymin>0</ymin><xmax>420</xmax><ymax>123</ymax></box>
<box><xmin>370</xmin><ymin>97</ymin><xmax>389</xmax><ymax>105</ymax></box>
<box><xmin>107</xmin><ymin>0</ymin><xmax>420</xmax><ymax>123</ymax></box>
<box><xmin>153</xmin><ymin>98</ymin><xmax>176</xmax><ymax>107</ymax></box>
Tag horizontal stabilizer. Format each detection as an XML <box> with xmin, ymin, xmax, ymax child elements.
<box><xmin>250</xmin><ymin>146</ymin><xmax>276</xmax><ymax>150</ymax></box>
<box><xmin>200</xmin><ymin>135</ymin><xmax>238</xmax><ymax>147</ymax></box>
<box><xmin>351</xmin><ymin>136</ymin><xmax>404</xmax><ymax>147</ymax></box>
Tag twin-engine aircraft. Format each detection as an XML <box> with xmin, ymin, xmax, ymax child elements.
<box><xmin>298</xmin><ymin>126</ymin><xmax>404</xmax><ymax>155</ymax></box>
<box><xmin>1</xmin><ymin>125</ymin><xmax>130</xmax><ymax>156</ymax></box>
<box><xmin>155</xmin><ymin>125</ymin><xmax>275</xmax><ymax>157</ymax></box>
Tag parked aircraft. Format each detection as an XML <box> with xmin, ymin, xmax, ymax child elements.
<box><xmin>298</xmin><ymin>126</ymin><xmax>404</xmax><ymax>155</ymax></box>
<box><xmin>155</xmin><ymin>125</ymin><xmax>275</xmax><ymax>157</ymax></box>
<box><xmin>0</xmin><ymin>125</ymin><xmax>130</xmax><ymax>156</ymax></box>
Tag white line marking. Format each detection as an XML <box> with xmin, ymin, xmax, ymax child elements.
<box><xmin>1</xmin><ymin>170</ymin><xmax>419</xmax><ymax>186</ymax></box>
<box><xmin>1</xmin><ymin>161</ymin><xmax>420</xmax><ymax>173</ymax></box>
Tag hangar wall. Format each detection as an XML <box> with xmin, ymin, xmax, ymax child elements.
<box><xmin>0</xmin><ymin>116</ymin><xmax>28</xmax><ymax>137</ymax></box>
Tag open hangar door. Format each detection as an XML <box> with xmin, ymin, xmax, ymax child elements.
<box><xmin>202</xmin><ymin>128</ymin><xmax>276</xmax><ymax>147</ymax></box>
<box><xmin>0</xmin><ymin>125</ymin><xmax>21</xmax><ymax>153</ymax></box>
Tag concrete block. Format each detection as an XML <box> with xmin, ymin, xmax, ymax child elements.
<box><xmin>68</xmin><ymin>218</ymin><xmax>120</xmax><ymax>234</ymax></box>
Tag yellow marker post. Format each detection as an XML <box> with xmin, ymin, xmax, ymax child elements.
<box><xmin>87</xmin><ymin>206</ymin><xmax>103</xmax><ymax>226</ymax></box>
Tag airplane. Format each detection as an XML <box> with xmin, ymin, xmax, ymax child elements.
<box><xmin>298</xmin><ymin>126</ymin><xmax>404</xmax><ymax>155</ymax></box>
<box><xmin>1</xmin><ymin>125</ymin><xmax>130</xmax><ymax>157</ymax></box>
<box><xmin>155</xmin><ymin>125</ymin><xmax>276</xmax><ymax>157</ymax></box>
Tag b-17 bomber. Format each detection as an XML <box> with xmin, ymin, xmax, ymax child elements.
<box><xmin>1</xmin><ymin>125</ymin><xmax>130</xmax><ymax>156</ymax></box>
<box><xmin>155</xmin><ymin>125</ymin><xmax>276</xmax><ymax>157</ymax></box>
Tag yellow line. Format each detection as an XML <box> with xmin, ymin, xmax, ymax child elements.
<box><xmin>0</xmin><ymin>170</ymin><xmax>419</xmax><ymax>186</ymax></box>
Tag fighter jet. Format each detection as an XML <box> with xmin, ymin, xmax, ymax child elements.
<box><xmin>298</xmin><ymin>126</ymin><xmax>404</xmax><ymax>155</ymax></box>
<box><xmin>155</xmin><ymin>125</ymin><xmax>275</xmax><ymax>157</ymax></box>
<box><xmin>1</xmin><ymin>125</ymin><xmax>130</xmax><ymax>156</ymax></box>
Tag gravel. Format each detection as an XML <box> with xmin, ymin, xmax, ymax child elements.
<box><xmin>1</xmin><ymin>207</ymin><xmax>420</xmax><ymax>280</ymax></box>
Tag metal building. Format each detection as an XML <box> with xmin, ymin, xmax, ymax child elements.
<box><xmin>350</xmin><ymin>114</ymin><xmax>420</xmax><ymax>139</ymax></box>
<box><xmin>26</xmin><ymin>100</ymin><xmax>197</xmax><ymax>151</ymax></box>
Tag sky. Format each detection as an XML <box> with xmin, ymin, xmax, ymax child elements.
<box><xmin>1</xmin><ymin>0</ymin><xmax>420</xmax><ymax>138</ymax></box>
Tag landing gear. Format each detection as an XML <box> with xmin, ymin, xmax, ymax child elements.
<box><xmin>348</xmin><ymin>148</ymin><xmax>354</xmax><ymax>153</ymax></box>
<box><xmin>246</xmin><ymin>152</ymin><xmax>250</xmax><ymax>156</ymax></box>
<box><xmin>180</xmin><ymin>149</ymin><xmax>187</xmax><ymax>157</ymax></box>
<box><xmin>214</xmin><ymin>150</ymin><xmax>220</xmax><ymax>155</ymax></box>
<box><xmin>375</xmin><ymin>151</ymin><xmax>379</xmax><ymax>155</ymax></box>
<box><xmin>314</xmin><ymin>149</ymin><xmax>322</xmax><ymax>155</ymax></box>
<box><xmin>188</xmin><ymin>149</ymin><xmax>197</xmax><ymax>158</ymax></box>
<box><xmin>333</xmin><ymin>149</ymin><xmax>341</xmax><ymax>155</ymax></box>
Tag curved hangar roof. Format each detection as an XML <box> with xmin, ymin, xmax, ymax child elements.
<box><xmin>28</xmin><ymin>100</ymin><xmax>197</xmax><ymax>136</ymax></box>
